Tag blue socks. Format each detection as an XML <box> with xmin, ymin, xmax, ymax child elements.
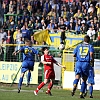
<box><xmin>89</xmin><ymin>85</ymin><xmax>93</xmax><ymax>96</ymax></box>
<box><xmin>18</xmin><ymin>77</ymin><xmax>23</xmax><ymax>88</ymax></box>
<box><xmin>73</xmin><ymin>79</ymin><xmax>79</xmax><ymax>86</ymax></box>
<box><xmin>80</xmin><ymin>82</ymin><xmax>87</xmax><ymax>94</ymax></box>
<box><xmin>27</xmin><ymin>72</ymin><xmax>31</xmax><ymax>84</ymax></box>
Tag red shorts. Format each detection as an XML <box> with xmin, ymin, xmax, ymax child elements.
<box><xmin>44</xmin><ymin>69</ymin><xmax>55</xmax><ymax>79</ymax></box>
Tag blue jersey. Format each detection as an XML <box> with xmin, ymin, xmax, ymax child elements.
<box><xmin>20</xmin><ymin>46</ymin><xmax>38</xmax><ymax>61</ymax></box>
<box><xmin>74</xmin><ymin>42</ymin><xmax>94</xmax><ymax>62</ymax></box>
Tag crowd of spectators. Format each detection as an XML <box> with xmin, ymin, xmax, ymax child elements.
<box><xmin>0</xmin><ymin>0</ymin><xmax>100</xmax><ymax>61</ymax></box>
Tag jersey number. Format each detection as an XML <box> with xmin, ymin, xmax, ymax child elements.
<box><xmin>79</xmin><ymin>47</ymin><xmax>89</xmax><ymax>56</ymax></box>
<box><xmin>24</xmin><ymin>48</ymin><xmax>32</xmax><ymax>54</ymax></box>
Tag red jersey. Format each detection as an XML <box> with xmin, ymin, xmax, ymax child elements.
<box><xmin>41</xmin><ymin>54</ymin><xmax>56</xmax><ymax>71</ymax></box>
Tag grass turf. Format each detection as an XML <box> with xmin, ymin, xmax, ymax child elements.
<box><xmin>0</xmin><ymin>85</ymin><xmax>100</xmax><ymax>100</ymax></box>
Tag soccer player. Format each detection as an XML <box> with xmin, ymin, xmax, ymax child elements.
<box><xmin>34</xmin><ymin>47</ymin><xmax>66</xmax><ymax>96</ymax></box>
<box><xmin>84</xmin><ymin>66</ymin><xmax>95</xmax><ymax>98</ymax></box>
<box><xmin>71</xmin><ymin>35</ymin><xmax>94</xmax><ymax>98</ymax></box>
<box><xmin>13</xmin><ymin>39</ymin><xmax>38</xmax><ymax>93</ymax></box>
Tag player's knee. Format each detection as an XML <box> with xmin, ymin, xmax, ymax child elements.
<box><xmin>44</xmin><ymin>79</ymin><xmax>49</xmax><ymax>84</ymax></box>
<box><xmin>75</xmin><ymin>74</ymin><xmax>80</xmax><ymax>79</ymax></box>
<box><xmin>20</xmin><ymin>73</ymin><xmax>25</xmax><ymax>77</ymax></box>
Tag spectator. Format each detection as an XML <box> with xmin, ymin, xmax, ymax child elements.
<box><xmin>74</xmin><ymin>9</ymin><xmax>82</xmax><ymax>18</ymax></box>
<box><xmin>9</xmin><ymin>21</ymin><xmax>16</xmax><ymax>30</ymax></box>
<box><xmin>70</xmin><ymin>1</ymin><xmax>77</xmax><ymax>14</ymax></box>
<box><xmin>44</xmin><ymin>0</ymin><xmax>51</xmax><ymax>13</ymax></box>
<box><xmin>67</xmin><ymin>18</ymin><xmax>75</xmax><ymax>31</ymax></box>
<box><xmin>39</xmin><ymin>19</ymin><xmax>46</xmax><ymax>30</ymax></box>
<box><xmin>17</xmin><ymin>20</ymin><xmax>22</xmax><ymax>29</ymax></box>
<box><xmin>21</xmin><ymin>25</ymin><xmax>29</xmax><ymax>41</ymax></box>
<box><xmin>2</xmin><ymin>1</ymin><xmax>8</xmax><ymax>14</ymax></box>
<box><xmin>61</xmin><ymin>6</ymin><xmax>67</xmax><ymax>18</ymax></box>
<box><xmin>88</xmin><ymin>4</ymin><xmax>96</xmax><ymax>19</ymax></box>
<box><xmin>16</xmin><ymin>28</ymin><xmax>22</xmax><ymax>42</ymax></box>
<box><xmin>27</xmin><ymin>2</ymin><xmax>32</xmax><ymax>15</ymax></box>
<box><xmin>13</xmin><ymin>26</ymin><xmax>19</xmax><ymax>42</ymax></box>
<box><xmin>6</xmin><ymin>30</ymin><xmax>13</xmax><ymax>44</ymax></box>
<box><xmin>67</xmin><ymin>8</ymin><xmax>74</xmax><ymax>21</ymax></box>
<box><xmin>9</xmin><ymin>0</ymin><xmax>14</xmax><ymax>12</ymax></box>
<box><xmin>58</xmin><ymin>19</ymin><xmax>66</xmax><ymax>43</ymax></box>
<box><xmin>28</xmin><ymin>20</ymin><xmax>34</xmax><ymax>30</ymax></box>
<box><xmin>46</xmin><ymin>19</ymin><xmax>55</xmax><ymax>33</ymax></box>
<box><xmin>34</xmin><ymin>19</ymin><xmax>41</xmax><ymax>30</ymax></box>
<box><xmin>80</xmin><ymin>20</ymin><xmax>87</xmax><ymax>34</ymax></box>
<box><xmin>0</xmin><ymin>38</ymin><xmax>6</xmax><ymax>61</ymax></box>
<box><xmin>0</xmin><ymin>28</ymin><xmax>7</xmax><ymax>40</ymax></box>
<box><xmin>87</xmin><ymin>26</ymin><xmax>96</xmax><ymax>42</ymax></box>
<box><xmin>2</xmin><ymin>22</ymin><xmax>8</xmax><ymax>32</ymax></box>
<box><xmin>75</xmin><ymin>22</ymin><xmax>81</xmax><ymax>34</ymax></box>
<box><xmin>15</xmin><ymin>37</ymin><xmax>24</xmax><ymax>61</ymax></box>
<box><xmin>64</xmin><ymin>17</ymin><xmax>70</xmax><ymax>27</ymax></box>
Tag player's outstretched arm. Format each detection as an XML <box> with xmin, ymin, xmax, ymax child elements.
<box><xmin>55</xmin><ymin>62</ymin><xmax>66</xmax><ymax>70</ymax></box>
<box><xmin>12</xmin><ymin>50</ymin><xmax>21</xmax><ymax>56</ymax></box>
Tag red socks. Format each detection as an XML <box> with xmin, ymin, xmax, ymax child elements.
<box><xmin>36</xmin><ymin>82</ymin><xmax>45</xmax><ymax>93</ymax></box>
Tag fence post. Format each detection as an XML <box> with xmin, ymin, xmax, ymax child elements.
<box><xmin>4</xmin><ymin>46</ymin><xmax>6</xmax><ymax>61</ymax></box>
<box><xmin>42</xmin><ymin>64</ymin><xmax>44</xmax><ymax>82</ymax></box>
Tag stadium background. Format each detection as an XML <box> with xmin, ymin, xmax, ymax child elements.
<box><xmin>0</xmin><ymin>0</ymin><xmax>100</xmax><ymax>90</ymax></box>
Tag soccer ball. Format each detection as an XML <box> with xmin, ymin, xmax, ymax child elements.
<box><xmin>59</xmin><ymin>44</ymin><xmax>65</xmax><ymax>50</ymax></box>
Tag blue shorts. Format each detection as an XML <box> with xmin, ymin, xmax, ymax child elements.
<box><xmin>21</xmin><ymin>61</ymin><xmax>34</xmax><ymax>73</ymax></box>
<box><xmin>88</xmin><ymin>77</ymin><xmax>95</xmax><ymax>85</ymax></box>
<box><xmin>75</xmin><ymin>61</ymin><xmax>90</xmax><ymax>77</ymax></box>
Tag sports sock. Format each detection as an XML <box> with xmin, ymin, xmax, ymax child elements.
<box><xmin>73</xmin><ymin>79</ymin><xmax>79</xmax><ymax>91</ymax></box>
<box><xmin>27</xmin><ymin>72</ymin><xmax>31</xmax><ymax>84</ymax></box>
<box><xmin>48</xmin><ymin>82</ymin><xmax>53</xmax><ymax>91</ymax></box>
<box><xmin>80</xmin><ymin>82</ymin><xmax>87</xmax><ymax>95</ymax></box>
<box><xmin>18</xmin><ymin>77</ymin><xmax>23</xmax><ymax>88</ymax></box>
<box><xmin>89</xmin><ymin>85</ymin><xmax>93</xmax><ymax>96</ymax></box>
<box><xmin>36</xmin><ymin>82</ymin><xmax>45</xmax><ymax>93</ymax></box>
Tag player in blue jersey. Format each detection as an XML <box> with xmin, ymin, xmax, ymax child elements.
<box><xmin>13</xmin><ymin>39</ymin><xmax>38</xmax><ymax>93</ymax></box>
<box><xmin>71</xmin><ymin>35</ymin><xmax>94</xmax><ymax>98</ymax></box>
<box><xmin>84</xmin><ymin>66</ymin><xmax>95</xmax><ymax>98</ymax></box>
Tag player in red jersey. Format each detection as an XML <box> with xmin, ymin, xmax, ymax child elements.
<box><xmin>34</xmin><ymin>47</ymin><xmax>66</xmax><ymax>96</ymax></box>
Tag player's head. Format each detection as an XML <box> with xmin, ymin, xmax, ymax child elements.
<box><xmin>42</xmin><ymin>47</ymin><xmax>49</xmax><ymax>54</ymax></box>
<box><xmin>25</xmin><ymin>39</ymin><xmax>32</xmax><ymax>46</ymax></box>
<box><xmin>84</xmin><ymin>35</ymin><xmax>90</xmax><ymax>43</ymax></box>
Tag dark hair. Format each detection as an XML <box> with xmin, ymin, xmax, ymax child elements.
<box><xmin>42</xmin><ymin>47</ymin><xmax>49</xmax><ymax>54</ymax></box>
<box><xmin>84</xmin><ymin>35</ymin><xmax>90</xmax><ymax>43</ymax></box>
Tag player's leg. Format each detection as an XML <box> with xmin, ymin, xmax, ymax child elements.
<box><xmin>89</xmin><ymin>83</ymin><xmax>93</xmax><ymax>98</ymax></box>
<box><xmin>18</xmin><ymin>61</ymin><xmax>28</xmax><ymax>93</ymax></box>
<box><xmin>26</xmin><ymin>70</ymin><xmax>31</xmax><ymax>87</ymax></box>
<box><xmin>46</xmin><ymin>79</ymin><xmax>54</xmax><ymax>96</ymax></box>
<box><xmin>34</xmin><ymin>78</ymin><xmax>49</xmax><ymax>95</ymax></box>
<box><xmin>80</xmin><ymin>62</ymin><xmax>90</xmax><ymax>98</ymax></box>
<box><xmin>72</xmin><ymin>62</ymin><xmax>81</xmax><ymax>96</ymax></box>
<box><xmin>26</xmin><ymin>61</ymin><xmax>34</xmax><ymax>86</ymax></box>
<box><xmin>80</xmin><ymin>75</ymin><xmax>87</xmax><ymax>98</ymax></box>
<box><xmin>71</xmin><ymin>74</ymin><xmax>80</xmax><ymax>96</ymax></box>
<box><xmin>34</xmin><ymin>70</ymin><xmax>53</xmax><ymax>95</ymax></box>
<box><xmin>84</xmin><ymin>83</ymin><xmax>88</xmax><ymax>97</ymax></box>
<box><xmin>18</xmin><ymin>72</ymin><xmax>25</xmax><ymax>93</ymax></box>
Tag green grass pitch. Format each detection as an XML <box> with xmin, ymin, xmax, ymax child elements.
<box><xmin>0</xmin><ymin>85</ymin><xmax>100</xmax><ymax>100</ymax></box>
